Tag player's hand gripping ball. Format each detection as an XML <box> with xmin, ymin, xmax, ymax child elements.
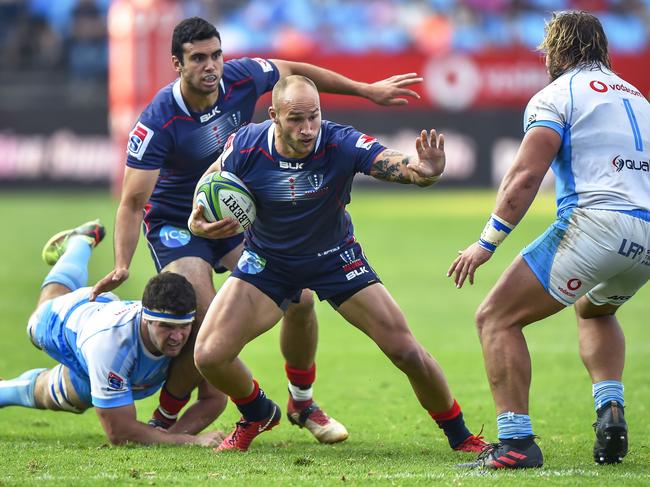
<box><xmin>194</xmin><ymin>171</ymin><xmax>256</xmax><ymax>234</ymax></box>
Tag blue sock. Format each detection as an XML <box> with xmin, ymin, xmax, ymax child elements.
<box><xmin>0</xmin><ymin>368</ymin><xmax>47</xmax><ymax>408</ymax></box>
<box><xmin>497</xmin><ymin>411</ymin><xmax>534</xmax><ymax>440</ymax></box>
<box><xmin>593</xmin><ymin>381</ymin><xmax>624</xmax><ymax>411</ymax></box>
<box><xmin>41</xmin><ymin>236</ymin><xmax>92</xmax><ymax>290</ymax></box>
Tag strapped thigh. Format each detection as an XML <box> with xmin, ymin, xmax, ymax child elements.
<box><xmin>47</xmin><ymin>364</ymin><xmax>86</xmax><ymax>413</ymax></box>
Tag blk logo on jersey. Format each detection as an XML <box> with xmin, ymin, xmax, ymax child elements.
<box><xmin>159</xmin><ymin>225</ymin><xmax>191</xmax><ymax>248</ymax></box>
<box><xmin>355</xmin><ymin>134</ymin><xmax>377</xmax><ymax>150</ymax></box>
<box><xmin>611</xmin><ymin>154</ymin><xmax>649</xmax><ymax>173</ymax></box>
<box><xmin>107</xmin><ymin>371</ymin><xmax>125</xmax><ymax>391</ymax></box>
<box><xmin>279</xmin><ymin>161</ymin><xmax>304</xmax><ymax>170</ymax></box>
<box><xmin>200</xmin><ymin>106</ymin><xmax>221</xmax><ymax>123</ymax></box>
<box><xmin>127</xmin><ymin>122</ymin><xmax>154</xmax><ymax>160</ymax></box>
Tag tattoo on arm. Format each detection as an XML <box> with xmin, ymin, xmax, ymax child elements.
<box><xmin>370</xmin><ymin>150</ymin><xmax>413</xmax><ymax>184</ymax></box>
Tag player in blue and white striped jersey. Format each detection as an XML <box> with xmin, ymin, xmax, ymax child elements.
<box><xmin>0</xmin><ymin>221</ymin><xmax>224</xmax><ymax>447</ymax></box>
<box><xmin>449</xmin><ymin>11</ymin><xmax>650</xmax><ymax>468</ymax></box>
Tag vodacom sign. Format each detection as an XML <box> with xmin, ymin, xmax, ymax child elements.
<box><xmin>423</xmin><ymin>53</ymin><xmax>548</xmax><ymax>111</ymax></box>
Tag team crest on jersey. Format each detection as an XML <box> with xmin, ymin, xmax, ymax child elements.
<box><xmin>339</xmin><ymin>248</ymin><xmax>356</xmax><ymax>264</ymax></box>
<box><xmin>107</xmin><ymin>371</ymin><xmax>126</xmax><ymax>391</ymax></box>
<box><xmin>307</xmin><ymin>173</ymin><xmax>324</xmax><ymax>190</ymax></box>
<box><xmin>252</xmin><ymin>57</ymin><xmax>273</xmax><ymax>73</ymax></box>
<box><xmin>355</xmin><ymin>134</ymin><xmax>377</xmax><ymax>150</ymax></box>
<box><xmin>127</xmin><ymin>122</ymin><xmax>154</xmax><ymax>160</ymax></box>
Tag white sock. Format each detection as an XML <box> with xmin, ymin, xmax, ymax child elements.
<box><xmin>288</xmin><ymin>382</ymin><xmax>313</xmax><ymax>402</ymax></box>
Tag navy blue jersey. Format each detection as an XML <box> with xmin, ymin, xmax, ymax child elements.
<box><xmin>221</xmin><ymin>119</ymin><xmax>386</xmax><ymax>256</ymax></box>
<box><xmin>126</xmin><ymin>57</ymin><xmax>280</xmax><ymax>222</ymax></box>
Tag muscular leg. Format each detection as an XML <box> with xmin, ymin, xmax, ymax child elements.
<box><xmin>475</xmin><ymin>256</ymin><xmax>565</xmax><ymax>414</ymax></box>
<box><xmin>336</xmin><ymin>283</ymin><xmax>487</xmax><ymax>450</ymax></box>
<box><xmin>337</xmin><ymin>283</ymin><xmax>453</xmax><ymax>412</ymax></box>
<box><xmin>575</xmin><ymin>297</ymin><xmax>628</xmax><ymax>464</ymax></box>
<box><xmin>575</xmin><ymin>298</ymin><xmax>623</xmax><ymax>383</ymax></box>
<box><xmin>281</xmin><ymin>290</ymin><xmax>317</xmax><ymax>369</ymax></box>
<box><xmin>194</xmin><ymin>277</ymin><xmax>283</xmax><ymax>398</ymax></box>
<box><xmin>0</xmin><ymin>365</ymin><xmax>89</xmax><ymax>413</ymax></box>
<box><xmin>218</xmin><ymin>246</ymin><xmax>320</xmax><ymax>372</ymax></box>
<box><xmin>37</xmin><ymin>284</ymin><xmax>71</xmax><ymax>306</ymax></box>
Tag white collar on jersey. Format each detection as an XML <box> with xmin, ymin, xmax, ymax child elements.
<box><xmin>267</xmin><ymin>122</ymin><xmax>323</xmax><ymax>157</ymax></box>
<box><xmin>172</xmin><ymin>78</ymin><xmax>225</xmax><ymax>117</ymax></box>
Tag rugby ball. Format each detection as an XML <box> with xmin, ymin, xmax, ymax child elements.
<box><xmin>194</xmin><ymin>171</ymin><xmax>256</xmax><ymax>234</ymax></box>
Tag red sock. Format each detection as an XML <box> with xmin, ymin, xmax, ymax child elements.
<box><xmin>285</xmin><ymin>363</ymin><xmax>316</xmax><ymax>387</ymax></box>
<box><xmin>428</xmin><ymin>399</ymin><xmax>461</xmax><ymax>422</ymax></box>
<box><xmin>428</xmin><ymin>399</ymin><xmax>472</xmax><ymax>449</ymax></box>
<box><xmin>286</xmin><ymin>363</ymin><xmax>316</xmax><ymax>409</ymax></box>
<box><xmin>152</xmin><ymin>386</ymin><xmax>190</xmax><ymax>427</ymax></box>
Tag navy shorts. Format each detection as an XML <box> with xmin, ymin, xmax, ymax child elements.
<box><xmin>144</xmin><ymin>218</ymin><xmax>243</xmax><ymax>272</ymax></box>
<box><xmin>231</xmin><ymin>241</ymin><xmax>381</xmax><ymax>309</ymax></box>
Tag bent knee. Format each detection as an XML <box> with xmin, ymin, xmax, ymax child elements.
<box><xmin>475</xmin><ymin>300</ymin><xmax>509</xmax><ymax>338</ymax></box>
<box><xmin>194</xmin><ymin>339</ymin><xmax>238</xmax><ymax>372</ymax></box>
<box><xmin>382</xmin><ymin>338</ymin><xmax>427</xmax><ymax>371</ymax></box>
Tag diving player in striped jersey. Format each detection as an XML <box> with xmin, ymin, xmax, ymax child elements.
<box><xmin>0</xmin><ymin>220</ymin><xmax>224</xmax><ymax>447</ymax></box>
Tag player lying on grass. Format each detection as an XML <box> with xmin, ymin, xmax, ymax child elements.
<box><xmin>188</xmin><ymin>75</ymin><xmax>487</xmax><ymax>453</ymax></box>
<box><xmin>0</xmin><ymin>220</ymin><xmax>225</xmax><ymax>447</ymax></box>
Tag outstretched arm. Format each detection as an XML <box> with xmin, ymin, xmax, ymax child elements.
<box><xmin>90</xmin><ymin>167</ymin><xmax>158</xmax><ymax>300</ymax></box>
<box><xmin>447</xmin><ymin>126</ymin><xmax>561</xmax><ymax>288</ymax></box>
<box><xmin>369</xmin><ymin>129</ymin><xmax>445</xmax><ymax>187</ymax></box>
<box><xmin>272</xmin><ymin>60</ymin><xmax>422</xmax><ymax>106</ymax></box>
<box><xmin>95</xmin><ymin>403</ymin><xmax>223</xmax><ymax>446</ymax></box>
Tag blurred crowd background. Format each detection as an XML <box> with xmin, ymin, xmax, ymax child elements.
<box><xmin>2</xmin><ymin>0</ymin><xmax>650</xmax><ymax>78</ymax></box>
<box><xmin>1</xmin><ymin>0</ymin><xmax>649</xmax><ymax>188</ymax></box>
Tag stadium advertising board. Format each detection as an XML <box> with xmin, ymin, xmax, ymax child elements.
<box><xmin>1</xmin><ymin>49</ymin><xmax>649</xmax><ymax>186</ymax></box>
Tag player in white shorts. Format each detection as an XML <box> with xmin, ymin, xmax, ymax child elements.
<box><xmin>448</xmin><ymin>11</ymin><xmax>650</xmax><ymax>468</ymax></box>
<box><xmin>0</xmin><ymin>220</ymin><xmax>224</xmax><ymax>447</ymax></box>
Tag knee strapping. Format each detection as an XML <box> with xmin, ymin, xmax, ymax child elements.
<box><xmin>47</xmin><ymin>365</ymin><xmax>83</xmax><ymax>413</ymax></box>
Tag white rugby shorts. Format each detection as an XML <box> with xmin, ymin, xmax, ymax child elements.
<box><xmin>522</xmin><ymin>208</ymin><xmax>650</xmax><ymax>306</ymax></box>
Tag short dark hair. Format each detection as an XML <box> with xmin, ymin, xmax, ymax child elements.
<box><xmin>539</xmin><ymin>11</ymin><xmax>611</xmax><ymax>81</ymax></box>
<box><xmin>142</xmin><ymin>272</ymin><xmax>196</xmax><ymax>317</ymax></box>
<box><xmin>171</xmin><ymin>17</ymin><xmax>221</xmax><ymax>65</ymax></box>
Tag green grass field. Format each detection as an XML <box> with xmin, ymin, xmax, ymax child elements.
<box><xmin>1</xmin><ymin>189</ymin><xmax>648</xmax><ymax>486</ymax></box>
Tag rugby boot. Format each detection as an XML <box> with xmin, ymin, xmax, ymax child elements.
<box><xmin>287</xmin><ymin>397</ymin><xmax>349</xmax><ymax>444</ymax></box>
<box><xmin>42</xmin><ymin>219</ymin><xmax>106</xmax><ymax>265</ymax></box>
<box><xmin>458</xmin><ymin>437</ymin><xmax>543</xmax><ymax>469</ymax></box>
<box><xmin>216</xmin><ymin>401</ymin><xmax>281</xmax><ymax>452</ymax></box>
<box><xmin>593</xmin><ymin>401</ymin><xmax>628</xmax><ymax>464</ymax></box>
<box><xmin>453</xmin><ymin>427</ymin><xmax>489</xmax><ymax>453</ymax></box>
